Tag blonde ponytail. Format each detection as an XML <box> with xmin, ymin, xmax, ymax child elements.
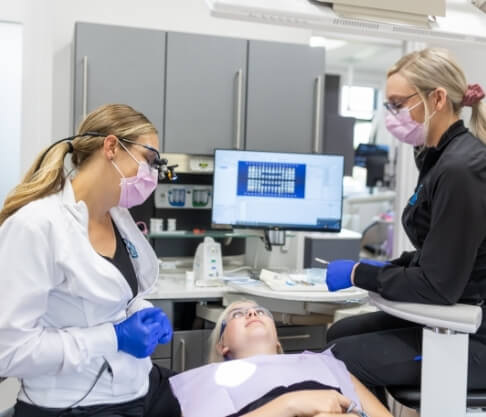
<box><xmin>0</xmin><ymin>142</ymin><xmax>72</xmax><ymax>226</ymax></box>
<box><xmin>471</xmin><ymin>100</ymin><xmax>486</xmax><ymax>144</ymax></box>
<box><xmin>0</xmin><ymin>104</ymin><xmax>157</xmax><ymax>226</ymax></box>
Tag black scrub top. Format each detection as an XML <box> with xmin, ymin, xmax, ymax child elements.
<box><xmin>355</xmin><ymin>120</ymin><xmax>486</xmax><ymax>341</ymax></box>
<box><xmin>102</xmin><ymin>220</ymin><xmax>139</xmax><ymax>298</ymax></box>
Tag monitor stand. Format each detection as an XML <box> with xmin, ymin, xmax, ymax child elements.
<box><xmin>262</xmin><ymin>229</ymin><xmax>286</xmax><ymax>251</ymax></box>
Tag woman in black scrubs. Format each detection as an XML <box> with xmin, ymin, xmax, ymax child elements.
<box><xmin>324</xmin><ymin>48</ymin><xmax>486</xmax><ymax>404</ymax></box>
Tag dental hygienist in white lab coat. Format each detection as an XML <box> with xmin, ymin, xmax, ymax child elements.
<box><xmin>0</xmin><ymin>104</ymin><xmax>181</xmax><ymax>417</ymax></box>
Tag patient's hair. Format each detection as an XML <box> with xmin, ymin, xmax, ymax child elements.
<box><xmin>387</xmin><ymin>47</ymin><xmax>486</xmax><ymax>144</ymax></box>
<box><xmin>208</xmin><ymin>300</ymin><xmax>284</xmax><ymax>363</ymax></box>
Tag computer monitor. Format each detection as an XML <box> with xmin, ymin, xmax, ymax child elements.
<box><xmin>212</xmin><ymin>149</ymin><xmax>344</xmax><ymax>232</ymax></box>
<box><xmin>354</xmin><ymin>143</ymin><xmax>389</xmax><ymax>188</ymax></box>
<box><xmin>365</xmin><ymin>155</ymin><xmax>387</xmax><ymax>188</ymax></box>
<box><xmin>354</xmin><ymin>143</ymin><xmax>389</xmax><ymax>168</ymax></box>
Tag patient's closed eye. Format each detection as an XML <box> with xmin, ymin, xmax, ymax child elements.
<box><xmin>230</xmin><ymin>310</ymin><xmax>245</xmax><ymax>319</ymax></box>
<box><xmin>228</xmin><ymin>307</ymin><xmax>271</xmax><ymax>320</ymax></box>
<box><xmin>254</xmin><ymin>308</ymin><xmax>269</xmax><ymax>317</ymax></box>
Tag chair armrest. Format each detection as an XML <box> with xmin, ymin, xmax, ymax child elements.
<box><xmin>368</xmin><ymin>292</ymin><xmax>482</xmax><ymax>334</ymax></box>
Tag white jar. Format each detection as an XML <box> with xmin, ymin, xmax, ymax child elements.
<box><xmin>167</xmin><ymin>218</ymin><xmax>177</xmax><ymax>232</ymax></box>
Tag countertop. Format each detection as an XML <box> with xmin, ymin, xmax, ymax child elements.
<box><xmin>146</xmin><ymin>273</ymin><xmax>368</xmax><ymax>303</ymax></box>
<box><xmin>146</xmin><ymin>273</ymin><xmax>229</xmax><ymax>300</ymax></box>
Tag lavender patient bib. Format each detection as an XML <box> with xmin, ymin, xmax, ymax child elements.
<box><xmin>169</xmin><ymin>349</ymin><xmax>362</xmax><ymax>417</ymax></box>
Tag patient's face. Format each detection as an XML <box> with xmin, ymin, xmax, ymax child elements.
<box><xmin>219</xmin><ymin>301</ymin><xmax>279</xmax><ymax>360</ymax></box>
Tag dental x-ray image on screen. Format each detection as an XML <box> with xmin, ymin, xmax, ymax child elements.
<box><xmin>212</xmin><ymin>149</ymin><xmax>344</xmax><ymax>232</ymax></box>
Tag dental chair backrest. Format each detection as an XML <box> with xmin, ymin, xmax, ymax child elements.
<box><xmin>368</xmin><ymin>292</ymin><xmax>486</xmax><ymax>417</ymax></box>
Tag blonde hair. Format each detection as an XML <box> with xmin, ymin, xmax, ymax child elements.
<box><xmin>208</xmin><ymin>300</ymin><xmax>284</xmax><ymax>363</ymax></box>
<box><xmin>387</xmin><ymin>48</ymin><xmax>486</xmax><ymax>144</ymax></box>
<box><xmin>0</xmin><ymin>104</ymin><xmax>157</xmax><ymax>226</ymax></box>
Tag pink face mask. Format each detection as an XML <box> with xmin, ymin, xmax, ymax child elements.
<box><xmin>112</xmin><ymin>144</ymin><xmax>158</xmax><ymax>209</ymax></box>
<box><xmin>385</xmin><ymin>100</ymin><xmax>432</xmax><ymax>147</ymax></box>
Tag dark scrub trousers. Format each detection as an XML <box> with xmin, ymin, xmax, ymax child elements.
<box><xmin>326</xmin><ymin>121</ymin><xmax>486</xmax><ymax>404</ymax></box>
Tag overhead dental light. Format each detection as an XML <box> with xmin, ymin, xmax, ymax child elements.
<box><xmin>312</xmin><ymin>0</ymin><xmax>445</xmax><ymax>27</ymax></box>
<box><xmin>206</xmin><ymin>0</ymin><xmax>486</xmax><ymax>45</ymax></box>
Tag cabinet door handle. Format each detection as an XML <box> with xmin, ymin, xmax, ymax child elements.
<box><xmin>82</xmin><ymin>56</ymin><xmax>88</xmax><ymax>121</ymax></box>
<box><xmin>180</xmin><ymin>338</ymin><xmax>186</xmax><ymax>371</ymax></box>
<box><xmin>313</xmin><ymin>74</ymin><xmax>324</xmax><ymax>153</ymax></box>
<box><xmin>235</xmin><ymin>69</ymin><xmax>244</xmax><ymax>150</ymax></box>
<box><xmin>279</xmin><ymin>334</ymin><xmax>311</xmax><ymax>341</ymax></box>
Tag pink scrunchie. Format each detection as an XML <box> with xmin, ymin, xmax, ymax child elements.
<box><xmin>462</xmin><ymin>84</ymin><xmax>485</xmax><ymax>107</ymax></box>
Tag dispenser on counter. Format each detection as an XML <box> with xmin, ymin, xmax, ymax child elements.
<box><xmin>193</xmin><ymin>237</ymin><xmax>224</xmax><ymax>286</ymax></box>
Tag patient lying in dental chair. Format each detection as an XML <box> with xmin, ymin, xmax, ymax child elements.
<box><xmin>169</xmin><ymin>300</ymin><xmax>392</xmax><ymax>417</ymax></box>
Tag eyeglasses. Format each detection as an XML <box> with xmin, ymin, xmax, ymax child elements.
<box><xmin>227</xmin><ymin>306</ymin><xmax>273</xmax><ymax>321</ymax></box>
<box><xmin>383</xmin><ymin>92</ymin><xmax>418</xmax><ymax>115</ymax></box>
<box><xmin>117</xmin><ymin>137</ymin><xmax>179</xmax><ymax>181</ymax></box>
<box><xmin>117</xmin><ymin>137</ymin><xmax>163</xmax><ymax>169</ymax></box>
<box><xmin>219</xmin><ymin>306</ymin><xmax>273</xmax><ymax>339</ymax></box>
<box><xmin>82</xmin><ymin>131</ymin><xmax>177</xmax><ymax>181</ymax></box>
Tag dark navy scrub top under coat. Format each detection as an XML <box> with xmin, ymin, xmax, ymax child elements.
<box><xmin>102</xmin><ymin>220</ymin><xmax>139</xmax><ymax>298</ymax></box>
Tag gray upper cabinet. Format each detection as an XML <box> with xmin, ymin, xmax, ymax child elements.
<box><xmin>73</xmin><ymin>23</ymin><xmax>165</xmax><ymax>137</ymax></box>
<box><xmin>164</xmin><ymin>32</ymin><xmax>247</xmax><ymax>154</ymax></box>
<box><xmin>245</xmin><ymin>40</ymin><xmax>325</xmax><ymax>153</ymax></box>
<box><xmin>323</xmin><ymin>75</ymin><xmax>355</xmax><ymax>176</ymax></box>
<box><xmin>324</xmin><ymin>114</ymin><xmax>355</xmax><ymax>176</ymax></box>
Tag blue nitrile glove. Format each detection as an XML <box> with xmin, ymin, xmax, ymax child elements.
<box><xmin>359</xmin><ymin>259</ymin><xmax>390</xmax><ymax>267</ymax></box>
<box><xmin>114</xmin><ymin>307</ymin><xmax>163</xmax><ymax>358</ymax></box>
<box><xmin>326</xmin><ymin>260</ymin><xmax>356</xmax><ymax>291</ymax></box>
<box><xmin>142</xmin><ymin>308</ymin><xmax>173</xmax><ymax>345</ymax></box>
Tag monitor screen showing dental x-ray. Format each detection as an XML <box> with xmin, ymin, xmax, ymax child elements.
<box><xmin>212</xmin><ymin>149</ymin><xmax>344</xmax><ymax>232</ymax></box>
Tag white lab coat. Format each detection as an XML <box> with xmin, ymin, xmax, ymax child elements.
<box><xmin>0</xmin><ymin>180</ymin><xmax>159</xmax><ymax>407</ymax></box>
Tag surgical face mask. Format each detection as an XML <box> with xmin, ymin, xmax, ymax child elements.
<box><xmin>112</xmin><ymin>142</ymin><xmax>158</xmax><ymax>209</ymax></box>
<box><xmin>385</xmin><ymin>100</ymin><xmax>436</xmax><ymax>147</ymax></box>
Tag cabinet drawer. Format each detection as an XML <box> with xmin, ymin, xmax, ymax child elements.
<box><xmin>152</xmin><ymin>358</ymin><xmax>171</xmax><ymax>370</ymax></box>
<box><xmin>277</xmin><ymin>325</ymin><xmax>326</xmax><ymax>352</ymax></box>
<box><xmin>152</xmin><ymin>342</ymin><xmax>171</xmax><ymax>359</ymax></box>
<box><xmin>172</xmin><ymin>329</ymin><xmax>212</xmax><ymax>372</ymax></box>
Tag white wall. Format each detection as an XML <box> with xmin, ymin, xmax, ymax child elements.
<box><xmin>0</xmin><ymin>22</ymin><xmax>22</xmax><ymax>206</ymax></box>
<box><xmin>1</xmin><ymin>0</ymin><xmax>311</xmax><ymax>176</ymax></box>
<box><xmin>427</xmin><ymin>40</ymin><xmax>486</xmax><ymax>127</ymax></box>
<box><xmin>1</xmin><ymin>0</ymin><xmax>52</xmax><ymax>179</ymax></box>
